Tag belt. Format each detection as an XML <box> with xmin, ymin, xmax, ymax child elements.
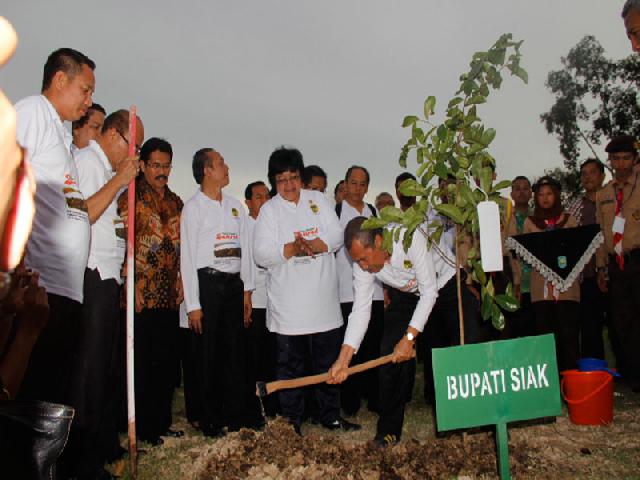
<box><xmin>199</xmin><ymin>267</ymin><xmax>240</xmax><ymax>279</ymax></box>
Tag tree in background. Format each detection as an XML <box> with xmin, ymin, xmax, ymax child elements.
<box><xmin>541</xmin><ymin>35</ymin><xmax>640</xmax><ymax>198</ymax></box>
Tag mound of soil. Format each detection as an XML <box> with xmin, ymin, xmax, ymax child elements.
<box><xmin>195</xmin><ymin>418</ymin><xmax>538</xmax><ymax>479</ymax></box>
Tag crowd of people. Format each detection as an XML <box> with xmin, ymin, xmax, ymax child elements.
<box><xmin>2</xmin><ymin>2</ymin><xmax>640</xmax><ymax>479</ymax></box>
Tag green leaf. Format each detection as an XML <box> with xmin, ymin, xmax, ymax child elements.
<box><xmin>472</xmin><ymin>260</ymin><xmax>486</xmax><ymax>285</ymax></box>
<box><xmin>402</xmin><ymin>115</ymin><xmax>419</xmax><ymax>127</ymax></box>
<box><xmin>434</xmin><ymin>204</ymin><xmax>464</xmax><ymax>224</ymax></box>
<box><xmin>493</xmin><ymin>179</ymin><xmax>512</xmax><ymax>191</ymax></box>
<box><xmin>447</xmin><ymin>97</ymin><xmax>463</xmax><ymax>108</ymax></box>
<box><xmin>459</xmin><ymin>183</ymin><xmax>476</xmax><ymax>206</ymax></box>
<box><xmin>487</xmin><ymin>48</ymin><xmax>506</xmax><ymax>65</ymax></box>
<box><xmin>379</xmin><ymin>206</ymin><xmax>405</xmax><ymax>223</ymax></box>
<box><xmin>362</xmin><ymin>217</ymin><xmax>389</xmax><ymax>230</ymax></box>
<box><xmin>398</xmin><ymin>178</ymin><xmax>427</xmax><ymax>197</ymax></box>
<box><xmin>480</xmin><ymin>166</ymin><xmax>493</xmax><ymax>194</ymax></box>
<box><xmin>513</xmin><ymin>66</ymin><xmax>528</xmax><ymax>84</ymax></box>
<box><xmin>423</xmin><ymin>96</ymin><xmax>436</xmax><ymax>117</ymax></box>
<box><xmin>495</xmin><ymin>294</ymin><xmax>520</xmax><ymax>312</ymax></box>
<box><xmin>382</xmin><ymin>229</ymin><xmax>394</xmax><ymax>254</ymax></box>
<box><xmin>481</xmin><ymin>128</ymin><xmax>496</xmax><ymax>146</ymax></box>
<box><xmin>465</xmin><ymin>95</ymin><xmax>486</xmax><ymax>106</ymax></box>
<box><xmin>434</xmin><ymin>161</ymin><xmax>449</xmax><ymax>180</ymax></box>
<box><xmin>436</xmin><ymin>124</ymin><xmax>447</xmax><ymax>141</ymax></box>
<box><xmin>399</xmin><ymin>150</ymin><xmax>408</xmax><ymax>168</ymax></box>
<box><xmin>481</xmin><ymin>294</ymin><xmax>493</xmax><ymax>321</ymax></box>
<box><xmin>491</xmin><ymin>304</ymin><xmax>505</xmax><ymax>330</ymax></box>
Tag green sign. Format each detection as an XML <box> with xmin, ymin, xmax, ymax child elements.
<box><xmin>432</xmin><ymin>335</ymin><xmax>562</xmax><ymax>479</ymax></box>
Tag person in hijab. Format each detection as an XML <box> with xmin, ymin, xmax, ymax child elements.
<box><xmin>509</xmin><ymin>176</ymin><xmax>580</xmax><ymax>372</ymax></box>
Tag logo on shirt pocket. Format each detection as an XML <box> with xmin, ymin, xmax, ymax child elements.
<box><xmin>309</xmin><ymin>200</ymin><xmax>319</xmax><ymax>214</ymax></box>
<box><xmin>404</xmin><ymin>260</ymin><xmax>413</xmax><ymax>269</ymax></box>
<box><xmin>231</xmin><ymin>207</ymin><xmax>239</xmax><ymax>217</ymax></box>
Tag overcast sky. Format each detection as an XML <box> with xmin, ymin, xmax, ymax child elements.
<box><xmin>0</xmin><ymin>1</ymin><xmax>632</xmax><ymax>204</ymax></box>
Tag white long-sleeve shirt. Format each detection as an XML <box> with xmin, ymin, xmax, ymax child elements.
<box><xmin>180</xmin><ymin>190</ymin><xmax>254</xmax><ymax>314</ymax></box>
<box><xmin>343</xmin><ymin>226</ymin><xmax>456</xmax><ymax>352</ymax></box>
<box><xmin>336</xmin><ymin>200</ymin><xmax>384</xmax><ymax>303</ymax></box>
<box><xmin>15</xmin><ymin>95</ymin><xmax>90</xmax><ymax>302</ymax></box>
<box><xmin>253</xmin><ymin>189</ymin><xmax>343</xmax><ymax>335</ymax></box>
<box><xmin>247</xmin><ymin>216</ymin><xmax>268</xmax><ymax>309</ymax></box>
<box><xmin>75</xmin><ymin>140</ymin><xmax>126</xmax><ymax>283</ymax></box>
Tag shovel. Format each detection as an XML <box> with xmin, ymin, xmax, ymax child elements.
<box><xmin>256</xmin><ymin>353</ymin><xmax>394</xmax><ymax>398</ymax></box>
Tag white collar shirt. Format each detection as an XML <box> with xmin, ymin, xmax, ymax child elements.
<box><xmin>336</xmin><ymin>200</ymin><xmax>384</xmax><ymax>303</ymax></box>
<box><xmin>343</xmin><ymin>226</ymin><xmax>456</xmax><ymax>352</ymax></box>
<box><xmin>253</xmin><ymin>189</ymin><xmax>343</xmax><ymax>335</ymax></box>
<box><xmin>75</xmin><ymin>140</ymin><xmax>126</xmax><ymax>283</ymax></box>
<box><xmin>15</xmin><ymin>95</ymin><xmax>90</xmax><ymax>302</ymax></box>
<box><xmin>247</xmin><ymin>217</ymin><xmax>268</xmax><ymax>309</ymax></box>
<box><xmin>180</xmin><ymin>190</ymin><xmax>254</xmax><ymax>314</ymax></box>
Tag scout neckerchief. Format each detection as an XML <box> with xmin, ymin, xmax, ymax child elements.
<box><xmin>613</xmin><ymin>187</ymin><xmax>624</xmax><ymax>270</ymax></box>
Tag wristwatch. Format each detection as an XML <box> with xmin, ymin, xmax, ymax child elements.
<box><xmin>405</xmin><ymin>331</ymin><xmax>416</xmax><ymax>342</ymax></box>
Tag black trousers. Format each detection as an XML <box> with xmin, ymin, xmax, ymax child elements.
<box><xmin>377</xmin><ymin>289</ymin><xmax>418</xmax><ymax>439</ymax></box>
<box><xmin>134</xmin><ymin>307</ymin><xmax>179</xmax><ymax>439</ymax></box>
<box><xmin>422</xmin><ymin>275</ymin><xmax>485</xmax><ymax>404</ymax></box>
<box><xmin>65</xmin><ymin>269</ymin><xmax>122</xmax><ymax>476</ymax></box>
<box><xmin>533</xmin><ymin>300</ymin><xmax>580</xmax><ymax>373</ymax></box>
<box><xmin>276</xmin><ymin>327</ymin><xmax>342</xmax><ymax>427</ymax></box>
<box><xmin>500</xmin><ymin>292</ymin><xmax>536</xmax><ymax>340</ymax></box>
<box><xmin>192</xmin><ymin>270</ymin><xmax>250</xmax><ymax>432</ymax></box>
<box><xmin>245</xmin><ymin>307</ymin><xmax>279</xmax><ymax>417</ymax></box>
<box><xmin>340</xmin><ymin>300</ymin><xmax>383</xmax><ymax>415</ymax></box>
<box><xmin>579</xmin><ymin>276</ymin><xmax>606</xmax><ymax>359</ymax></box>
<box><xmin>608</xmin><ymin>255</ymin><xmax>640</xmax><ymax>388</ymax></box>
<box><xmin>18</xmin><ymin>293</ymin><xmax>81</xmax><ymax>405</ymax></box>
<box><xmin>180</xmin><ymin>327</ymin><xmax>203</xmax><ymax>424</ymax></box>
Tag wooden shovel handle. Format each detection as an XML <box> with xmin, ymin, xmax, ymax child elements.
<box><xmin>265</xmin><ymin>353</ymin><xmax>395</xmax><ymax>396</ymax></box>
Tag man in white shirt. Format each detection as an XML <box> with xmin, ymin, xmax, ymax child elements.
<box><xmin>71</xmin><ymin>109</ymin><xmax>142</xmax><ymax>478</ymax></box>
<box><xmin>253</xmin><ymin>147</ymin><xmax>360</xmax><ymax>434</ymax></box>
<box><xmin>71</xmin><ymin>102</ymin><xmax>105</xmax><ymax>154</ymax></box>
<box><xmin>15</xmin><ymin>48</ymin><xmax>95</xmax><ymax>409</ymax></box>
<box><xmin>181</xmin><ymin>148</ymin><xmax>256</xmax><ymax>438</ymax></box>
<box><xmin>329</xmin><ymin>217</ymin><xmax>484</xmax><ymax>446</ymax></box>
<box><xmin>244</xmin><ymin>180</ymin><xmax>279</xmax><ymax>416</ymax></box>
<box><xmin>335</xmin><ymin>166</ymin><xmax>383</xmax><ymax>416</ymax></box>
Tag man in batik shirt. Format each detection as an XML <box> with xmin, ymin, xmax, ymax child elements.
<box><xmin>119</xmin><ymin>137</ymin><xmax>184</xmax><ymax>445</ymax></box>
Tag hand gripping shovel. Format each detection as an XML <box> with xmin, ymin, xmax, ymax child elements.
<box><xmin>256</xmin><ymin>353</ymin><xmax>394</xmax><ymax>398</ymax></box>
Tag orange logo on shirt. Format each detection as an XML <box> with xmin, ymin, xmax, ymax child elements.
<box><xmin>64</xmin><ymin>174</ymin><xmax>77</xmax><ymax>186</ymax></box>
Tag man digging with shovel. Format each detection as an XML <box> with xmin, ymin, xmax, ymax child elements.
<box><xmin>327</xmin><ymin>216</ymin><xmax>468</xmax><ymax>447</ymax></box>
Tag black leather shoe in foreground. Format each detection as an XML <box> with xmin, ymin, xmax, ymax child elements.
<box><xmin>322</xmin><ymin>417</ymin><xmax>362</xmax><ymax>431</ymax></box>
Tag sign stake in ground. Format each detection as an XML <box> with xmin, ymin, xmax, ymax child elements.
<box><xmin>433</xmin><ymin>335</ymin><xmax>562</xmax><ymax>480</ymax></box>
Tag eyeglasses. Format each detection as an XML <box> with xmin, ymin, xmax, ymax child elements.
<box><xmin>275</xmin><ymin>174</ymin><xmax>301</xmax><ymax>185</ymax></box>
<box><xmin>117</xmin><ymin>131</ymin><xmax>141</xmax><ymax>155</ymax></box>
<box><xmin>148</xmin><ymin>163</ymin><xmax>173</xmax><ymax>171</ymax></box>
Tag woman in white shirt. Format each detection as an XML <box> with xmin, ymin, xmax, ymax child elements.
<box><xmin>253</xmin><ymin>146</ymin><xmax>360</xmax><ymax>434</ymax></box>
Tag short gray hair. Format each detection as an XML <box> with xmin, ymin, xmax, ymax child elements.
<box><xmin>344</xmin><ymin>216</ymin><xmax>382</xmax><ymax>252</ymax></box>
<box><xmin>622</xmin><ymin>0</ymin><xmax>640</xmax><ymax>18</ymax></box>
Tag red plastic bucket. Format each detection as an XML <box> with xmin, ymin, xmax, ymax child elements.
<box><xmin>560</xmin><ymin>369</ymin><xmax>613</xmax><ymax>425</ymax></box>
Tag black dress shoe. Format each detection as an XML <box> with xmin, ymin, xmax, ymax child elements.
<box><xmin>163</xmin><ymin>429</ymin><xmax>185</xmax><ymax>438</ymax></box>
<box><xmin>322</xmin><ymin>417</ymin><xmax>362</xmax><ymax>431</ymax></box>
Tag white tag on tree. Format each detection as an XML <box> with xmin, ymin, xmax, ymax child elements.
<box><xmin>612</xmin><ymin>215</ymin><xmax>625</xmax><ymax>234</ymax></box>
<box><xmin>477</xmin><ymin>200</ymin><xmax>503</xmax><ymax>272</ymax></box>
